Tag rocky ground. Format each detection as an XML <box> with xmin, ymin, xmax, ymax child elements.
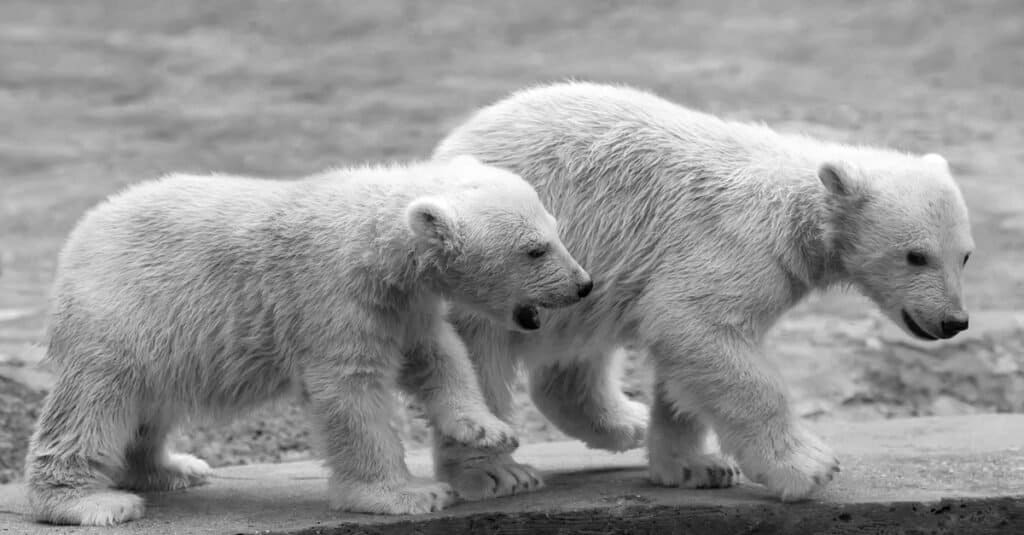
<box><xmin>2</xmin><ymin>0</ymin><xmax>1023</xmax><ymax>483</ymax></box>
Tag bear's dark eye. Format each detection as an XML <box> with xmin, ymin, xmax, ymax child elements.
<box><xmin>963</xmin><ymin>253</ymin><xmax>971</xmax><ymax>266</ymax></box>
<box><xmin>527</xmin><ymin>246</ymin><xmax>548</xmax><ymax>259</ymax></box>
<box><xmin>906</xmin><ymin>251</ymin><xmax>928</xmax><ymax>267</ymax></box>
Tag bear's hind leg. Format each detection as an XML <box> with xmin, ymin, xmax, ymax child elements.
<box><xmin>305</xmin><ymin>361</ymin><xmax>455</xmax><ymax>515</ymax></box>
<box><xmin>528</xmin><ymin>348</ymin><xmax>648</xmax><ymax>452</ymax></box>
<box><xmin>646</xmin><ymin>381</ymin><xmax>740</xmax><ymax>489</ymax></box>
<box><xmin>117</xmin><ymin>416</ymin><xmax>212</xmax><ymax>492</ymax></box>
<box><xmin>25</xmin><ymin>368</ymin><xmax>145</xmax><ymax>526</ymax></box>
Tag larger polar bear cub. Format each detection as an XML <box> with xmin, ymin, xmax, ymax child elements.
<box><xmin>24</xmin><ymin>155</ymin><xmax>593</xmax><ymax>526</ymax></box>
<box><xmin>432</xmin><ymin>82</ymin><xmax>974</xmax><ymax>502</ymax></box>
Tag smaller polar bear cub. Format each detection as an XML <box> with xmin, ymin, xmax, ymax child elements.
<box><xmin>24</xmin><ymin>155</ymin><xmax>593</xmax><ymax>526</ymax></box>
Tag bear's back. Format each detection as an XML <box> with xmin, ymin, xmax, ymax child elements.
<box><xmin>64</xmin><ymin>173</ymin><xmax>288</xmax><ymax>262</ymax></box>
<box><xmin>53</xmin><ymin>174</ymin><xmax>294</xmax><ymax>332</ymax></box>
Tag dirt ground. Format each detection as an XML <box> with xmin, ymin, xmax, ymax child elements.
<box><xmin>2</xmin><ymin>0</ymin><xmax>1023</xmax><ymax>481</ymax></box>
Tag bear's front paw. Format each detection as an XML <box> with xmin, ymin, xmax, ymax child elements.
<box><xmin>330</xmin><ymin>478</ymin><xmax>457</xmax><ymax>515</ymax></box>
<box><xmin>742</xmin><ymin>425</ymin><xmax>840</xmax><ymax>502</ymax></box>
<box><xmin>437</xmin><ymin>453</ymin><xmax>544</xmax><ymax>501</ymax></box>
<box><xmin>581</xmin><ymin>399</ymin><xmax>649</xmax><ymax>452</ymax></box>
<box><xmin>648</xmin><ymin>451</ymin><xmax>741</xmax><ymax>489</ymax></box>
<box><xmin>440</xmin><ymin>414</ymin><xmax>519</xmax><ymax>452</ymax></box>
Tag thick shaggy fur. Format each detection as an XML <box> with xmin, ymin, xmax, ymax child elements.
<box><xmin>432</xmin><ymin>82</ymin><xmax>974</xmax><ymax>501</ymax></box>
<box><xmin>24</xmin><ymin>156</ymin><xmax>591</xmax><ymax>525</ymax></box>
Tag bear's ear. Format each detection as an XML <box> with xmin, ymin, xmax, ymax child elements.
<box><xmin>818</xmin><ymin>162</ymin><xmax>855</xmax><ymax>197</ymax></box>
<box><xmin>922</xmin><ymin>153</ymin><xmax>950</xmax><ymax>171</ymax></box>
<box><xmin>406</xmin><ymin>197</ymin><xmax>460</xmax><ymax>251</ymax></box>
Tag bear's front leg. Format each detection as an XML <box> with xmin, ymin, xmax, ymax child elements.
<box><xmin>650</xmin><ymin>330</ymin><xmax>840</xmax><ymax>501</ymax></box>
<box><xmin>304</xmin><ymin>361</ymin><xmax>456</xmax><ymax>515</ymax></box>
<box><xmin>528</xmin><ymin>349</ymin><xmax>648</xmax><ymax>452</ymax></box>
<box><xmin>429</xmin><ymin>314</ymin><xmax>545</xmax><ymax>501</ymax></box>
<box><xmin>400</xmin><ymin>319</ymin><xmax>518</xmax><ymax>454</ymax></box>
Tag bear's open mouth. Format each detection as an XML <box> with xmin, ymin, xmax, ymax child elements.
<box><xmin>513</xmin><ymin>304</ymin><xmax>540</xmax><ymax>331</ymax></box>
<box><xmin>902</xmin><ymin>309</ymin><xmax>938</xmax><ymax>341</ymax></box>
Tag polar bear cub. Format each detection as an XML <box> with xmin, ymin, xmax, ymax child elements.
<box><xmin>24</xmin><ymin>155</ymin><xmax>593</xmax><ymax>526</ymax></box>
<box><xmin>431</xmin><ymin>82</ymin><xmax>974</xmax><ymax>502</ymax></box>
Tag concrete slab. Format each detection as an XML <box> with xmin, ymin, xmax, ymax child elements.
<box><xmin>3</xmin><ymin>415</ymin><xmax>1024</xmax><ymax>534</ymax></box>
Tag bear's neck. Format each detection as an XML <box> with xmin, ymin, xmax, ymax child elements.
<box><xmin>351</xmin><ymin>177</ymin><xmax>458</xmax><ymax>298</ymax></box>
<box><xmin>753</xmin><ymin>137</ymin><xmax>855</xmax><ymax>294</ymax></box>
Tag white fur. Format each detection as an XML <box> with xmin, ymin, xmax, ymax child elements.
<box><xmin>432</xmin><ymin>82</ymin><xmax>974</xmax><ymax>501</ymax></box>
<box><xmin>24</xmin><ymin>156</ymin><xmax>590</xmax><ymax>525</ymax></box>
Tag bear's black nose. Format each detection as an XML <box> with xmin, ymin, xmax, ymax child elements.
<box><xmin>578</xmin><ymin>279</ymin><xmax>594</xmax><ymax>298</ymax></box>
<box><xmin>940</xmin><ymin>312</ymin><xmax>969</xmax><ymax>338</ymax></box>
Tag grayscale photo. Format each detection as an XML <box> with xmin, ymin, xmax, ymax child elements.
<box><xmin>0</xmin><ymin>1</ymin><xmax>1021</xmax><ymax>533</ymax></box>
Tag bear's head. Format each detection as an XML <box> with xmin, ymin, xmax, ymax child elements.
<box><xmin>820</xmin><ymin>152</ymin><xmax>974</xmax><ymax>341</ymax></box>
<box><xmin>407</xmin><ymin>155</ymin><xmax>593</xmax><ymax>332</ymax></box>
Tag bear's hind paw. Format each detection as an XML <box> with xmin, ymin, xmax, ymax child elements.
<box><xmin>120</xmin><ymin>452</ymin><xmax>212</xmax><ymax>492</ymax></box>
<box><xmin>33</xmin><ymin>490</ymin><xmax>145</xmax><ymax>526</ymax></box>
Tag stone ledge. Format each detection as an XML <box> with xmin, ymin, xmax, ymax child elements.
<box><xmin>2</xmin><ymin>415</ymin><xmax>1024</xmax><ymax>534</ymax></box>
